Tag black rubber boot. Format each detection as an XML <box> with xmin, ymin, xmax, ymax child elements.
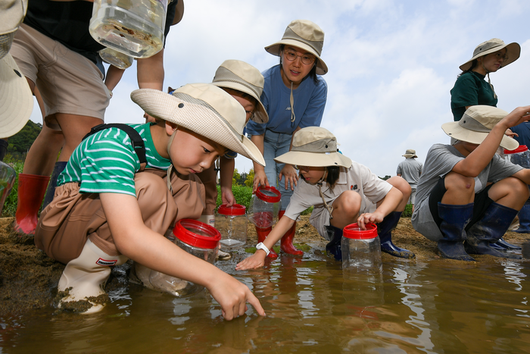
<box><xmin>378</xmin><ymin>211</ymin><xmax>415</xmax><ymax>258</ymax></box>
<box><xmin>515</xmin><ymin>202</ymin><xmax>530</xmax><ymax>234</ymax></box>
<box><xmin>437</xmin><ymin>202</ymin><xmax>475</xmax><ymax>261</ymax></box>
<box><xmin>41</xmin><ymin>161</ymin><xmax>67</xmax><ymax>210</ymax></box>
<box><xmin>325</xmin><ymin>225</ymin><xmax>343</xmax><ymax>261</ymax></box>
<box><xmin>465</xmin><ymin>202</ymin><xmax>521</xmax><ymax>259</ymax></box>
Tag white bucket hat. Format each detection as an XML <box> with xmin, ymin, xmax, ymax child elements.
<box><xmin>402</xmin><ymin>149</ymin><xmax>417</xmax><ymax>158</ymax></box>
<box><xmin>459</xmin><ymin>38</ymin><xmax>520</xmax><ymax>72</ymax></box>
<box><xmin>265</xmin><ymin>19</ymin><xmax>328</xmax><ymax>75</ymax></box>
<box><xmin>130</xmin><ymin>84</ymin><xmax>265</xmax><ymax>166</ymax></box>
<box><xmin>0</xmin><ymin>0</ymin><xmax>32</xmax><ymax>138</ymax></box>
<box><xmin>441</xmin><ymin>105</ymin><xmax>518</xmax><ymax>150</ymax></box>
<box><xmin>212</xmin><ymin>59</ymin><xmax>269</xmax><ymax>124</ymax></box>
<box><xmin>275</xmin><ymin>126</ymin><xmax>351</xmax><ymax>168</ymax></box>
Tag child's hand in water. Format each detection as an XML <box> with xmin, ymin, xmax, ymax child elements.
<box><xmin>236</xmin><ymin>251</ymin><xmax>267</xmax><ymax>270</ymax></box>
<box><xmin>207</xmin><ymin>272</ymin><xmax>266</xmax><ymax>320</ymax></box>
<box><xmin>357</xmin><ymin>211</ymin><xmax>385</xmax><ymax>229</ymax></box>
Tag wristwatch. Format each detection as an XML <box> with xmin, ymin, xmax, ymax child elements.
<box><xmin>255</xmin><ymin>242</ymin><xmax>270</xmax><ymax>256</ymax></box>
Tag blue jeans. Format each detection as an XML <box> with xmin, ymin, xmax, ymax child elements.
<box><xmin>262</xmin><ymin>130</ymin><xmax>294</xmax><ymax>211</ymax></box>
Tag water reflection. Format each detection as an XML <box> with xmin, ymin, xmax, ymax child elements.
<box><xmin>2</xmin><ymin>247</ymin><xmax>530</xmax><ymax>353</ymax></box>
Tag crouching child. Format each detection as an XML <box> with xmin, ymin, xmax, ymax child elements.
<box><xmin>35</xmin><ymin>84</ymin><xmax>266</xmax><ymax>319</ymax></box>
<box><xmin>412</xmin><ymin>105</ymin><xmax>530</xmax><ymax>261</ymax></box>
<box><xmin>236</xmin><ymin>127</ymin><xmax>413</xmax><ymax>271</ymax></box>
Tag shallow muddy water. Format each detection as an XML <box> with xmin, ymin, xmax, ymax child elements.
<box><xmin>1</xmin><ymin>242</ymin><xmax>530</xmax><ymax>353</ymax></box>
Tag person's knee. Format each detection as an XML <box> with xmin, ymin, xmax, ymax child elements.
<box><xmin>387</xmin><ymin>176</ymin><xmax>411</xmax><ymax>198</ymax></box>
<box><xmin>336</xmin><ymin>191</ymin><xmax>361</xmax><ymax>216</ymax></box>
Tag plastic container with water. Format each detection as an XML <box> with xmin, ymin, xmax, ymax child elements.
<box><xmin>99</xmin><ymin>47</ymin><xmax>133</xmax><ymax>69</ymax></box>
<box><xmin>341</xmin><ymin>223</ymin><xmax>382</xmax><ymax>273</ymax></box>
<box><xmin>504</xmin><ymin>145</ymin><xmax>530</xmax><ymax>168</ymax></box>
<box><xmin>89</xmin><ymin>0</ymin><xmax>168</xmax><ymax>58</ymax></box>
<box><xmin>247</xmin><ymin>186</ymin><xmax>281</xmax><ymax>229</ymax></box>
<box><xmin>216</xmin><ymin>204</ymin><xmax>247</xmax><ymax>248</ymax></box>
<box><xmin>135</xmin><ymin>219</ymin><xmax>220</xmax><ymax>297</ymax></box>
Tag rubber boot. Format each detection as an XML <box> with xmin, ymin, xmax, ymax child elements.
<box><xmin>58</xmin><ymin>238</ymin><xmax>128</xmax><ymax>314</ymax></box>
<box><xmin>41</xmin><ymin>161</ymin><xmax>67</xmax><ymax>210</ymax></box>
<box><xmin>279</xmin><ymin>210</ymin><xmax>303</xmax><ymax>256</ymax></box>
<box><xmin>515</xmin><ymin>202</ymin><xmax>530</xmax><ymax>233</ymax></box>
<box><xmin>0</xmin><ymin>139</ymin><xmax>8</xmax><ymax>161</ymax></box>
<box><xmin>437</xmin><ymin>202</ymin><xmax>475</xmax><ymax>261</ymax></box>
<box><xmin>256</xmin><ymin>226</ymin><xmax>278</xmax><ymax>258</ymax></box>
<box><xmin>465</xmin><ymin>202</ymin><xmax>521</xmax><ymax>259</ymax></box>
<box><xmin>14</xmin><ymin>174</ymin><xmax>50</xmax><ymax>236</ymax></box>
<box><xmin>325</xmin><ymin>225</ymin><xmax>343</xmax><ymax>261</ymax></box>
<box><xmin>378</xmin><ymin>211</ymin><xmax>415</xmax><ymax>258</ymax></box>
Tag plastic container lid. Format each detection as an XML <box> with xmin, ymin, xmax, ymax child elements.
<box><xmin>343</xmin><ymin>223</ymin><xmax>378</xmax><ymax>240</ymax></box>
<box><xmin>504</xmin><ymin>145</ymin><xmax>528</xmax><ymax>154</ymax></box>
<box><xmin>217</xmin><ymin>203</ymin><xmax>246</xmax><ymax>216</ymax></box>
<box><xmin>173</xmin><ymin>219</ymin><xmax>221</xmax><ymax>249</ymax></box>
<box><xmin>255</xmin><ymin>186</ymin><xmax>281</xmax><ymax>203</ymax></box>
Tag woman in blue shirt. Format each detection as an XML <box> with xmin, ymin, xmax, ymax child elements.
<box><xmin>246</xmin><ymin>19</ymin><xmax>328</xmax><ymax>258</ymax></box>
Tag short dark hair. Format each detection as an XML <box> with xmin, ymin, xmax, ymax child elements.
<box><xmin>326</xmin><ymin>166</ymin><xmax>341</xmax><ymax>189</ymax></box>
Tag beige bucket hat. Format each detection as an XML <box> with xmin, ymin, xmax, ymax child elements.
<box><xmin>265</xmin><ymin>19</ymin><xmax>328</xmax><ymax>75</ymax></box>
<box><xmin>402</xmin><ymin>149</ymin><xmax>417</xmax><ymax>158</ymax></box>
<box><xmin>0</xmin><ymin>0</ymin><xmax>32</xmax><ymax>138</ymax></box>
<box><xmin>441</xmin><ymin>105</ymin><xmax>518</xmax><ymax>150</ymax></box>
<box><xmin>212</xmin><ymin>60</ymin><xmax>269</xmax><ymax>124</ymax></box>
<box><xmin>130</xmin><ymin>84</ymin><xmax>265</xmax><ymax>166</ymax></box>
<box><xmin>459</xmin><ymin>38</ymin><xmax>520</xmax><ymax>72</ymax></box>
<box><xmin>275</xmin><ymin>126</ymin><xmax>351</xmax><ymax>168</ymax></box>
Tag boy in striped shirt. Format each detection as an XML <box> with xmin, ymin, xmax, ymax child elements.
<box><xmin>35</xmin><ymin>83</ymin><xmax>266</xmax><ymax>319</ymax></box>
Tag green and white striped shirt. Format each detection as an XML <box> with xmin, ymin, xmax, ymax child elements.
<box><xmin>58</xmin><ymin>123</ymin><xmax>171</xmax><ymax>197</ymax></box>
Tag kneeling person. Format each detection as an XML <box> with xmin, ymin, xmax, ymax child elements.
<box><xmin>412</xmin><ymin>105</ymin><xmax>530</xmax><ymax>261</ymax></box>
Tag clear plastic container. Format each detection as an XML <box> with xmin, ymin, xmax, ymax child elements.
<box><xmin>0</xmin><ymin>162</ymin><xmax>15</xmax><ymax>215</ymax></box>
<box><xmin>341</xmin><ymin>223</ymin><xmax>382</xmax><ymax>274</ymax></box>
<box><xmin>504</xmin><ymin>145</ymin><xmax>530</xmax><ymax>168</ymax></box>
<box><xmin>247</xmin><ymin>186</ymin><xmax>281</xmax><ymax>229</ymax></box>
<box><xmin>99</xmin><ymin>47</ymin><xmax>133</xmax><ymax>69</ymax></box>
<box><xmin>135</xmin><ymin>219</ymin><xmax>220</xmax><ymax>297</ymax></box>
<box><xmin>216</xmin><ymin>204</ymin><xmax>247</xmax><ymax>248</ymax></box>
<box><xmin>89</xmin><ymin>0</ymin><xmax>168</xmax><ymax>58</ymax></box>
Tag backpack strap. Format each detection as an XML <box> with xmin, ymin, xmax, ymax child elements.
<box><xmin>83</xmin><ymin>123</ymin><xmax>147</xmax><ymax>171</ymax></box>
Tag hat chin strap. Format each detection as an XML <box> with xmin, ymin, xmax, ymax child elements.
<box><xmin>317</xmin><ymin>169</ymin><xmax>333</xmax><ymax>219</ymax></box>
<box><xmin>480</xmin><ymin>62</ymin><xmax>498</xmax><ymax>99</ymax></box>
<box><xmin>165</xmin><ymin>128</ymin><xmax>178</xmax><ymax>193</ymax></box>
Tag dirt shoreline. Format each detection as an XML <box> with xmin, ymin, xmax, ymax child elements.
<box><xmin>0</xmin><ymin>216</ymin><xmax>528</xmax><ymax>317</ymax></box>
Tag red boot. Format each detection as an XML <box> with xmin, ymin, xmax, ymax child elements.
<box><xmin>14</xmin><ymin>174</ymin><xmax>50</xmax><ymax>236</ymax></box>
<box><xmin>279</xmin><ymin>210</ymin><xmax>303</xmax><ymax>256</ymax></box>
<box><xmin>256</xmin><ymin>226</ymin><xmax>278</xmax><ymax>258</ymax></box>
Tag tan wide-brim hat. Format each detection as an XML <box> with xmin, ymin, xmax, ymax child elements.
<box><xmin>265</xmin><ymin>19</ymin><xmax>328</xmax><ymax>75</ymax></box>
<box><xmin>441</xmin><ymin>105</ymin><xmax>518</xmax><ymax>150</ymax></box>
<box><xmin>131</xmin><ymin>84</ymin><xmax>265</xmax><ymax>166</ymax></box>
<box><xmin>402</xmin><ymin>149</ymin><xmax>417</xmax><ymax>158</ymax></box>
<box><xmin>0</xmin><ymin>53</ymin><xmax>33</xmax><ymax>138</ymax></box>
<box><xmin>459</xmin><ymin>38</ymin><xmax>520</xmax><ymax>72</ymax></box>
<box><xmin>212</xmin><ymin>60</ymin><xmax>269</xmax><ymax>124</ymax></box>
<box><xmin>275</xmin><ymin>126</ymin><xmax>351</xmax><ymax>168</ymax></box>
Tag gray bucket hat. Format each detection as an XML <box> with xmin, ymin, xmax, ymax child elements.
<box><xmin>275</xmin><ymin>126</ymin><xmax>351</xmax><ymax>168</ymax></box>
<box><xmin>402</xmin><ymin>149</ymin><xmax>417</xmax><ymax>158</ymax></box>
<box><xmin>441</xmin><ymin>105</ymin><xmax>518</xmax><ymax>150</ymax></box>
<box><xmin>212</xmin><ymin>60</ymin><xmax>269</xmax><ymax>124</ymax></box>
<box><xmin>265</xmin><ymin>19</ymin><xmax>328</xmax><ymax>75</ymax></box>
<box><xmin>459</xmin><ymin>38</ymin><xmax>520</xmax><ymax>72</ymax></box>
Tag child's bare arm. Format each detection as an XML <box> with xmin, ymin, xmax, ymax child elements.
<box><xmin>100</xmin><ymin>192</ymin><xmax>265</xmax><ymax>320</ymax></box>
<box><xmin>358</xmin><ymin>187</ymin><xmax>402</xmax><ymax>229</ymax></box>
<box><xmin>104</xmin><ymin>65</ymin><xmax>125</xmax><ymax>92</ymax></box>
<box><xmin>453</xmin><ymin>106</ymin><xmax>530</xmax><ymax>177</ymax></box>
<box><xmin>236</xmin><ymin>215</ymin><xmax>295</xmax><ymax>270</ymax></box>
